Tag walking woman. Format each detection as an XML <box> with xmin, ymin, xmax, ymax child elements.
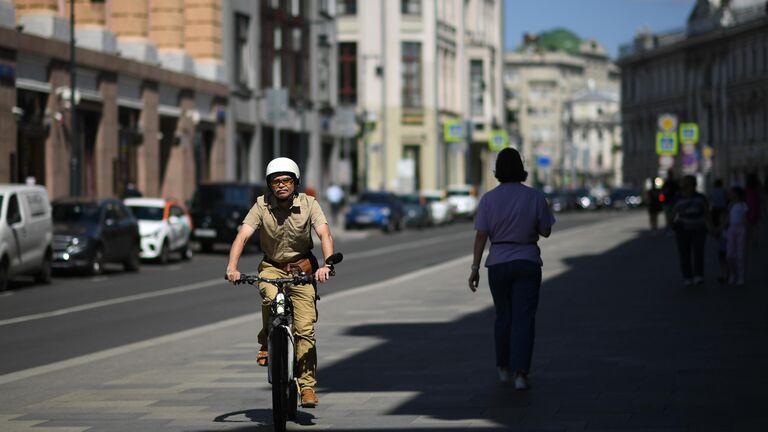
<box><xmin>468</xmin><ymin>148</ymin><xmax>555</xmax><ymax>390</ymax></box>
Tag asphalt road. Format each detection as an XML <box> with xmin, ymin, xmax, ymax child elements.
<box><xmin>0</xmin><ymin>210</ymin><xmax>631</xmax><ymax>375</ymax></box>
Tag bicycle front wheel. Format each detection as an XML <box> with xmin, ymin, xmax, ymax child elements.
<box><xmin>271</xmin><ymin>327</ymin><xmax>289</xmax><ymax>432</ymax></box>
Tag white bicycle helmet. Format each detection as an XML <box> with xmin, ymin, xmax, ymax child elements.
<box><xmin>265</xmin><ymin>157</ymin><xmax>301</xmax><ymax>182</ymax></box>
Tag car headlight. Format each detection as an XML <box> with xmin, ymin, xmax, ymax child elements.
<box><xmin>67</xmin><ymin>237</ymin><xmax>89</xmax><ymax>253</ymax></box>
<box><xmin>380</xmin><ymin>208</ymin><xmax>391</xmax><ymax>216</ymax></box>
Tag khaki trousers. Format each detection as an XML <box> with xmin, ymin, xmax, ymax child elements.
<box><xmin>257</xmin><ymin>262</ymin><xmax>317</xmax><ymax>390</ymax></box>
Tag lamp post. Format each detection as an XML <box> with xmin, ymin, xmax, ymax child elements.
<box><xmin>69</xmin><ymin>0</ymin><xmax>80</xmax><ymax>196</ymax></box>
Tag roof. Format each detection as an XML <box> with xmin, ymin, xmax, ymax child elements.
<box><xmin>527</xmin><ymin>28</ymin><xmax>583</xmax><ymax>55</ymax></box>
<box><xmin>124</xmin><ymin>197</ymin><xmax>168</xmax><ymax>207</ymax></box>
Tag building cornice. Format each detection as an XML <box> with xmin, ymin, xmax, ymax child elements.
<box><xmin>0</xmin><ymin>26</ymin><xmax>228</xmax><ymax>97</ymax></box>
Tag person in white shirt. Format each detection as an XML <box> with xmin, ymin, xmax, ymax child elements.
<box><xmin>325</xmin><ymin>183</ymin><xmax>345</xmax><ymax>226</ymax></box>
<box><xmin>726</xmin><ymin>186</ymin><xmax>748</xmax><ymax>286</ymax></box>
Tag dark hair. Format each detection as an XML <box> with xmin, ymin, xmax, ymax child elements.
<box><xmin>731</xmin><ymin>186</ymin><xmax>745</xmax><ymax>201</ymax></box>
<box><xmin>713</xmin><ymin>178</ymin><xmax>723</xmax><ymax>187</ymax></box>
<box><xmin>494</xmin><ymin>148</ymin><xmax>528</xmax><ymax>183</ymax></box>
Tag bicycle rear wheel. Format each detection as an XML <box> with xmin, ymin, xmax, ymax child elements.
<box><xmin>271</xmin><ymin>327</ymin><xmax>289</xmax><ymax>432</ymax></box>
<box><xmin>287</xmin><ymin>380</ymin><xmax>298</xmax><ymax>420</ymax></box>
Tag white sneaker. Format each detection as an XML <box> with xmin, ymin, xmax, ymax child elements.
<box><xmin>513</xmin><ymin>372</ymin><xmax>529</xmax><ymax>390</ymax></box>
<box><xmin>497</xmin><ymin>368</ymin><xmax>510</xmax><ymax>384</ymax></box>
<box><xmin>693</xmin><ymin>276</ymin><xmax>704</xmax><ymax>286</ymax></box>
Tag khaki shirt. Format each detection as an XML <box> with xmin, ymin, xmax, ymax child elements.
<box><xmin>242</xmin><ymin>193</ymin><xmax>328</xmax><ymax>263</ymax></box>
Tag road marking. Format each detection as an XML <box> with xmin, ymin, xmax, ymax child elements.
<box><xmin>0</xmin><ymin>254</ymin><xmax>472</xmax><ymax>385</ymax></box>
<box><xmin>0</xmin><ymin>231</ymin><xmax>473</xmax><ymax>328</ymax></box>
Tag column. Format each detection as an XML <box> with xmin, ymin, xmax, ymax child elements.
<box><xmin>161</xmin><ymin>91</ymin><xmax>196</xmax><ymax>201</ymax></box>
<box><xmin>70</xmin><ymin>0</ymin><xmax>117</xmax><ymax>53</ymax></box>
<box><xmin>184</xmin><ymin>0</ymin><xmax>224</xmax><ymax>81</ymax></box>
<box><xmin>111</xmin><ymin>0</ymin><xmax>158</xmax><ymax>63</ymax></box>
<box><xmin>150</xmin><ymin>0</ymin><xmax>193</xmax><ymax>73</ymax></box>
<box><xmin>46</xmin><ymin>62</ymin><xmax>70</xmax><ymax>199</ymax></box>
<box><xmin>138</xmin><ymin>81</ymin><xmax>160</xmax><ymax>196</ymax></box>
<box><xmin>0</xmin><ymin>47</ymin><xmax>16</xmax><ymax>182</ymax></box>
<box><xmin>209</xmin><ymin>99</ymin><xmax>226</xmax><ymax>180</ymax></box>
<box><xmin>95</xmin><ymin>72</ymin><xmax>117</xmax><ymax>198</ymax></box>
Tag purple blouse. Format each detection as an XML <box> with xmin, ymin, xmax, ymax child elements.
<box><xmin>474</xmin><ymin>182</ymin><xmax>556</xmax><ymax>266</ymax></box>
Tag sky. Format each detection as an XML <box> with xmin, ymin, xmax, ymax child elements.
<box><xmin>504</xmin><ymin>0</ymin><xmax>697</xmax><ymax>58</ymax></box>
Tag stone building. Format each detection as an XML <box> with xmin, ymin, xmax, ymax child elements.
<box><xmin>2</xmin><ymin>0</ymin><xmax>228</xmax><ymax>201</ymax></box>
<box><xmin>619</xmin><ymin>0</ymin><xmax>768</xmax><ymax>188</ymax></box>
<box><xmin>335</xmin><ymin>0</ymin><xmax>504</xmax><ymax>194</ymax></box>
<box><xmin>504</xmin><ymin>29</ymin><xmax>621</xmax><ymax>188</ymax></box>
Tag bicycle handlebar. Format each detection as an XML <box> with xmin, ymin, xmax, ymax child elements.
<box><xmin>224</xmin><ymin>252</ymin><xmax>344</xmax><ymax>286</ymax></box>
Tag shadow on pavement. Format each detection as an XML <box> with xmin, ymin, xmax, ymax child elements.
<box><xmin>314</xmin><ymin>228</ymin><xmax>768</xmax><ymax>431</ymax></box>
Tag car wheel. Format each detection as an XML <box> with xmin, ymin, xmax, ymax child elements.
<box><xmin>0</xmin><ymin>261</ymin><xmax>8</xmax><ymax>292</ymax></box>
<box><xmin>157</xmin><ymin>240</ymin><xmax>169</xmax><ymax>265</ymax></box>
<box><xmin>34</xmin><ymin>251</ymin><xmax>52</xmax><ymax>284</ymax></box>
<box><xmin>124</xmin><ymin>243</ymin><xmax>140</xmax><ymax>272</ymax></box>
<box><xmin>89</xmin><ymin>247</ymin><xmax>105</xmax><ymax>276</ymax></box>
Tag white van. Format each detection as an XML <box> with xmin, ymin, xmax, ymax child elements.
<box><xmin>0</xmin><ymin>185</ymin><xmax>53</xmax><ymax>291</ymax></box>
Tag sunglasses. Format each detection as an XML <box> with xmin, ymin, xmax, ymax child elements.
<box><xmin>270</xmin><ymin>177</ymin><xmax>295</xmax><ymax>187</ymax></box>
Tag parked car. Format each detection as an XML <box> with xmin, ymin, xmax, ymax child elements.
<box><xmin>189</xmin><ymin>182</ymin><xmax>266</xmax><ymax>252</ymax></box>
<box><xmin>446</xmin><ymin>184</ymin><xmax>478</xmax><ymax>219</ymax></box>
<box><xmin>124</xmin><ymin>198</ymin><xmax>193</xmax><ymax>263</ymax></box>
<box><xmin>51</xmin><ymin>198</ymin><xmax>140</xmax><ymax>275</ymax></box>
<box><xmin>573</xmin><ymin>188</ymin><xmax>598</xmax><ymax>210</ymax></box>
<box><xmin>545</xmin><ymin>191</ymin><xmax>570</xmax><ymax>213</ymax></box>
<box><xmin>399</xmin><ymin>193</ymin><xmax>431</xmax><ymax>229</ymax></box>
<box><xmin>606</xmin><ymin>188</ymin><xmax>643</xmax><ymax>209</ymax></box>
<box><xmin>345</xmin><ymin>191</ymin><xmax>404</xmax><ymax>233</ymax></box>
<box><xmin>0</xmin><ymin>185</ymin><xmax>53</xmax><ymax>291</ymax></box>
<box><xmin>421</xmin><ymin>190</ymin><xmax>454</xmax><ymax>225</ymax></box>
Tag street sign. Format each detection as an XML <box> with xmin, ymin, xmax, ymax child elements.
<box><xmin>444</xmin><ymin>120</ymin><xmax>464</xmax><ymax>143</ymax></box>
<box><xmin>265</xmin><ymin>88</ymin><xmax>288</xmax><ymax>123</ymax></box>
<box><xmin>679</xmin><ymin>123</ymin><xmax>699</xmax><ymax>144</ymax></box>
<box><xmin>657</xmin><ymin>113</ymin><xmax>678</xmax><ymax>132</ymax></box>
<box><xmin>656</xmin><ymin>132</ymin><xmax>678</xmax><ymax>156</ymax></box>
<box><xmin>333</xmin><ymin>107</ymin><xmax>359</xmax><ymax>138</ymax></box>
<box><xmin>682</xmin><ymin>143</ymin><xmax>696</xmax><ymax>156</ymax></box>
<box><xmin>682</xmin><ymin>153</ymin><xmax>698</xmax><ymax>174</ymax></box>
<box><xmin>703</xmin><ymin>145</ymin><xmax>714</xmax><ymax>159</ymax></box>
<box><xmin>537</xmin><ymin>155</ymin><xmax>551</xmax><ymax>168</ymax></box>
<box><xmin>659</xmin><ymin>155</ymin><xmax>675</xmax><ymax>169</ymax></box>
<box><xmin>488</xmin><ymin>130</ymin><xmax>509</xmax><ymax>152</ymax></box>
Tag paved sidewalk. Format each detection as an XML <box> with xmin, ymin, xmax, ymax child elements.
<box><xmin>1</xmin><ymin>213</ymin><xmax>766</xmax><ymax>431</ymax></box>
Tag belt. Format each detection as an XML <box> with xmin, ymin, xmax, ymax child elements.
<box><xmin>263</xmin><ymin>253</ymin><xmax>310</xmax><ymax>272</ymax></box>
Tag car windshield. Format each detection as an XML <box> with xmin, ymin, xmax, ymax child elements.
<box><xmin>447</xmin><ymin>189</ymin><xmax>470</xmax><ymax>197</ymax></box>
<box><xmin>127</xmin><ymin>205</ymin><xmax>164</xmax><ymax>221</ymax></box>
<box><xmin>359</xmin><ymin>193</ymin><xmax>390</xmax><ymax>204</ymax></box>
<box><xmin>52</xmin><ymin>203</ymin><xmax>101</xmax><ymax>223</ymax></box>
<box><xmin>193</xmin><ymin>186</ymin><xmax>252</xmax><ymax>207</ymax></box>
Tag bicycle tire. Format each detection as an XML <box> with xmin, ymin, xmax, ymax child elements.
<box><xmin>271</xmin><ymin>327</ymin><xmax>289</xmax><ymax>432</ymax></box>
<box><xmin>287</xmin><ymin>380</ymin><xmax>298</xmax><ymax>420</ymax></box>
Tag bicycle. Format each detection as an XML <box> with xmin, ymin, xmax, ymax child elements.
<box><xmin>227</xmin><ymin>252</ymin><xmax>343</xmax><ymax>432</ymax></box>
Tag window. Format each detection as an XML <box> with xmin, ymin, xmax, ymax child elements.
<box><xmin>292</xmin><ymin>28</ymin><xmax>302</xmax><ymax>52</ymax></box>
<box><xmin>337</xmin><ymin>0</ymin><xmax>356</xmax><ymax>15</ymax></box>
<box><xmin>401</xmin><ymin>42</ymin><xmax>422</xmax><ymax>107</ymax></box>
<box><xmin>270</xmin><ymin>0</ymin><xmax>280</xmax><ymax>9</ymax></box>
<box><xmin>6</xmin><ymin>194</ymin><xmax>21</xmax><ymax>225</ymax></box>
<box><xmin>234</xmin><ymin>14</ymin><xmax>251</xmax><ymax>88</ymax></box>
<box><xmin>401</xmin><ymin>0</ymin><xmax>421</xmax><ymax>14</ymax></box>
<box><xmin>470</xmin><ymin>60</ymin><xmax>484</xmax><ymax>116</ymax></box>
<box><xmin>290</xmin><ymin>0</ymin><xmax>301</xmax><ymax>16</ymax></box>
<box><xmin>338</xmin><ymin>42</ymin><xmax>358</xmax><ymax>104</ymax></box>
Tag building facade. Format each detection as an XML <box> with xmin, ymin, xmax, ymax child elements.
<box><xmin>504</xmin><ymin>29</ymin><xmax>621</xmax><ymax>188</ymax></box>
<box><xmin>619</xmin><ymin>0</ymin><xmax>768</xmax><ymax>188</ymax></box>
<box><xmin>335</xmin><ymin>0</ymin><xmax>504</xmax><ymax>194</ymax></box>
<box><xmin>2</xmin><ymin>0</ymin><xmax>228</xmax><ymax>202</ymax></box>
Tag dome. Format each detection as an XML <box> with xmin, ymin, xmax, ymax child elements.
<box><xmin>536</xmin><ymin>28</ymin><xmax>583</xmax><ymax>55</ymax></box>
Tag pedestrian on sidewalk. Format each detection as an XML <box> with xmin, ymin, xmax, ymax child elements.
<box><xmin>646</xmin><ymin>180</ymin><xmax>663</xmax><ymax>235</ymax></box>
<box><xmin>726</xmin><ymin>186</ymin><xmax>748</xmax><ymax>286</ymax></box>
<box><xmin>745</xmin><ymin>173</ymin><xmax>762</xmax><ymax>247</ymax></box>
<box><xmin>671</xmin><ymin>175</ymin><xmax>710</xmax><ymax>286</ymax></box>
<box><xmin>662</xmin><ymin>169</ymin><xmax>680</xmax><ymax>235</ymax></box>
<box><xmin>325</xmin><ymin>182</ymin><xmax>345</xmax><ymax>226</ymax></box>
<box><xmin>468</xmin><ymin>147</ymin><xmax>555</xmax><ymax>390</ymax></box>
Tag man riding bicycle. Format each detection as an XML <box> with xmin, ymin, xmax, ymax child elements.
<box><xmin>225</xmin><ymin>157</ymin><xmax>335</xmax><ymax>408</ymax></box>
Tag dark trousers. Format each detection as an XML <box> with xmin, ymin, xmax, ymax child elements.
<box><xmin>675</xmin><ymin>229</ymin><xmax>707</xmax><ymax>279</ymax></box>
<box><xmin>487</xmin><ymin>259</ymin><xmax>542</xmax><ymax>374</ymax></box>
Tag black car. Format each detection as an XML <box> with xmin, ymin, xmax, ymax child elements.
<box><xmin>190</xmin><ymin>182</ymin><xmax>266</xmax><ymax>252</ymax></box>
<box><xmin>399</xmin><ymin>193</ymin><xmax>431</xmax><ymax>229</ymax></box>
<box><xmin>51</xmin><ymin>198</ymin><xmax>141</xmax><ymax>275</ymax></box>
